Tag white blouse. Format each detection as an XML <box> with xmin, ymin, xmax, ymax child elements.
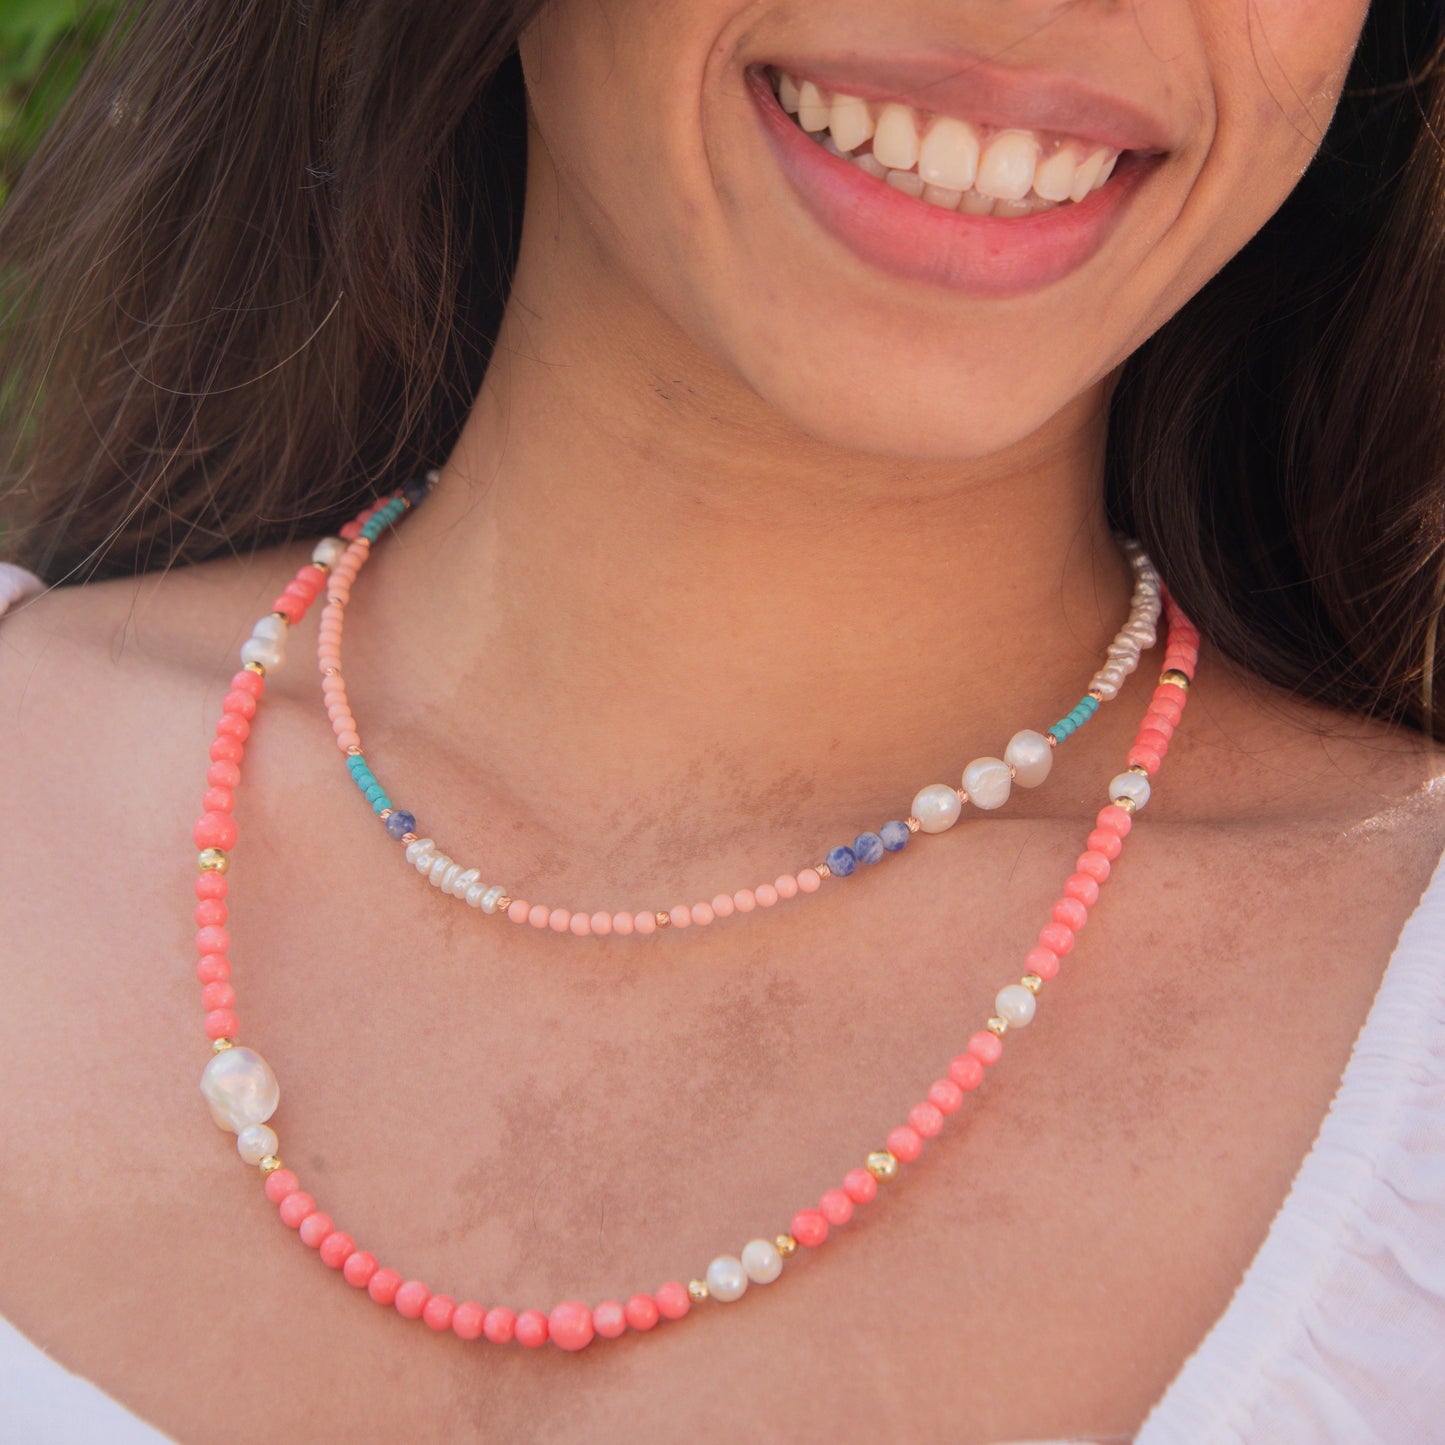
<box><xmin>2</xmin><ymin>559</ymin><xmax>1442</xmax><ymax>1444</ymax></box>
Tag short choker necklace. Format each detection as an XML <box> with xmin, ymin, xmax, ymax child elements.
<box><xmin>194</xmin><ymin>478</ymin><xmax>1199</xmax><ymax>1351</ymax></box>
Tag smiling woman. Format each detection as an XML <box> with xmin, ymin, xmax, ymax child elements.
<box><xmin>0</xmin><ymin>2</ymin><xmax>1443</xmax><ymax>1443</ymax></box>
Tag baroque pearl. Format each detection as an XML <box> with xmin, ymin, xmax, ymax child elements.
<box><xmin>200</xmin><ymin>1045</ymin><xmax>280</xmax><ymax>1133</ymax></box>
<box><xmin>705</xmin><ymin>1255</ymin><xmax>749</xmax><ymax>1303</ymax></box>
<box><xmin>995</xmin><ymin>983</ymin><xmax>1037</xmax><ymax>1028</ymax></box>
<box><xmin>1110</xmin><ymin>772</ymin><xmax>1152</xmax><ymax>810</ymax></box>
<box><xmin>236</xmin><ymin>1123</ymin><xmax>278</xmax><ymax>1164</ymax></box>
<box><xmin>741</xmin><ymin>1238</ymin><xmax>784</xmax><ymax>1284</ymax></box>
<box><xmin>912</xmin><ymin>783</ymin><xmax>962</xmax><ymax>834</ymax></box>
<box><xmin>962</xmin><ymin>757</ymin><xmax>1012</xmax><ymax>810</ymax></box>
<box><xmin>311</xmin><ymin>536</ymin><xmax>348</xmax><ymax>568</ymax></box>
<box><xmin>1004</xmin><ymin>730</ymin><xmax>1053</xmax><ymax>788</ymax></box>
<box><xmin>239</xmin><ymin>636</ymin><xmax>284</xmax><ymax>671</ymax></box>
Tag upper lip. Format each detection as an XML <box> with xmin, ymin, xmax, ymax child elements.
<box><xmin>756</xmin><ymin>52</ymin><xmax>1176</xmax><ymax>154</ymax></box>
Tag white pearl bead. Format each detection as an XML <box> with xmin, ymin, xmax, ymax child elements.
<box><xmin>431</xmin><ymin>857</ymin><xmax>458</xmax><ymax>889</ymax></box>
<box><xmin>236</xmin><ymin>1123</ymin><xmax>278</xmax><ymax>1164</ymax></box>
<box><xmin>200</xmin><ymin>1046</ymin><xmax>280</xmax><ymax>1133</ymax></box>
<box><xmin>912</xmin><ymin>783</ymin><xmax>962</xmax><ymax>833</ymax></box>
<box><xmin>995</xmin><ymin>983</ymin><xmax>1037</xmax><ymax>1027</ymax></box>
<box><xmin>465</xmin><ymin>881</ymin><xmax>489</xmax><ymax>908</ymax></box>
<box><xmin>404</xmin><ymin>837</ymin><xmax>435</xmax><ymax>865</ymax></box>
<box><xmin>1004</xmin><ymin>730</ymin><xmax>1053</xmax><ymax>788</ymax></box>
<box><xmin>962</xmin><ymin>756</ymin><xmax>1012</xmax><ymax>810</ymax></box>
<box><xmin>451</xmin><ymin>867</ymin><xmax>480</xmax><ymax>899</ymax></box>
<box><xmin>1110</xmin><ymin>771</ymin><xmax>1151</xmax><ymax>810</ymax></box>
<box><xmin>741</xmin><ymin>1238</ymin><xmax>783</xmax><ymax>1284</ymax></box>
<box><xmin>311</xmin><ymin>536</ymin><xmax>348</xmax><ymax>568</ymax></box>
<box><xmin>480</xmin><ymin>885</ymin><xmax>506</xmax><ymax>914</ymax></box>
<box><xmin>705</xmin><ymin>1255</ymin><xmax>749</xmax><ymax>1302</ymax></box>
<box><xmin>250</xmin><ymin>614</ymin><xmax>289</xmax><ymax>643</ymax></box>
<box><xmin>239</xmin><ymin>636</ymin><xmax>284</xmax><ymax>671</ymax></box>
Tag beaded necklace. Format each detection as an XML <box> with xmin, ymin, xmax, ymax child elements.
<box><xmin>195</xmin><ymin>478</ymin><xmax>1199</xmax><ymax>1351</ymax></box>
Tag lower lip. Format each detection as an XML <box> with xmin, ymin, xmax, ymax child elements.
<box><xmin>746</xmin><ymin>65</ymin><xmax>1152</xmax><ymax>297</ymax></box>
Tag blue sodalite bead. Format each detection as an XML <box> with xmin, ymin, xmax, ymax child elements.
<box><xmin>385</xmin><ymin>809</ymin><xmax>416</xmax><ymax>839</ymax></box>
<box><xmin>853</xmin><ymin>831</ymin><xmax>884</xmax><ymax>865</ymax></box>
<box><xmin>403</xmin><ymin>475</ymin><xmax>433</xmax><ymax>507</ymax></box>
<box><xmin>825</xmin><ymin>844</ymin><xmax>858</xmax><ymax>878</ymax></box>
<box><xmin>879</xmin><ymin>820</ymin><xmax>911</xmax><ymax>852</ymax></box>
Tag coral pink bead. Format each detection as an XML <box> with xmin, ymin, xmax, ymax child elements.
<box><xmin>195</xmin><ymin>925</ymin><xmax>230</xmax><ymax>955</ymax></box>
<box><xmin>668</xmin><ymin>904</ymin><xmax>691</xmax><ymax>928</ymax></box>
<box><xmin>569</xmin><ymin>912</ymin><xmax>592</xmax><ymax>936</ymax></box>
<box><xmin>205</xmin><ymin>1008</ymin><xmax>239</xmax><ymax>1040</ymax></box>
<box><xmin>1137</xmin><ymin>727</ymin><xmax>1171</xmax><ymax>753</ymax></box>
<box><xmin>710</xmin><ymin>892</ymin><xmax>735</xmax><ymax>918</ymax></box>
<box><xmin>194</xmin><ymin>898</ymin><xmax>228</xmax><ymax>928</ymax></box>
<box><xmin>215</xmin><ymin>713</ymin><xmax>250</xmax><ymax>742</ymax></box>
<box><xmin>221</xmin><ymin>689</ymin><xmax>257</xmax><ymax>720</ymax></box>
<box><xmin>230</xmin><ymin>669</ymin><xmax>264</xmax><ymax>697</ymax></box>
<box><xmin>193</xmin><ymin>812</ymin><xmax>237</xmax><ymax>852</ymax></box>
<box><xmin>195</xmin><ymin>869</ymin><xmax>229</xmax><ymax>900</ymax></box>
<box><xmin>819</xmin><ymin>1189</ymin><xmax>854</xmax><ymax>1226</ymax></box>
<box><xmin>612</xmin><ymin>912</ymin><xmax>634</xmax><ymax>935</ymax></box>
<box><xmin>690</xmin><ymin>902</ymin><xmax>715</xmax><ymax>927</ymax></box>
<box><xmin>1024</xmin><ymin>946</ymin><xmax>1060</xmax><ymax>981</ymax></box>
<box><xmin>209</xmin><ymin>736</ymin><xmax>243</xmax><ymax>763</ymax></box>
<box><xmin>1039</xmin><ymin>922</ymin><xmax>1075</xmax><ymax>956</ymax></box>
<box><xmin>1053</xmin><ymin>897</ymin><xmax>1089</xmax><ymax>932</ymax></box>
<box><xmin>483</xmin><ymin>1307</ymin><xmax>516</xmax><ymax>1343</ymax></box>
<box><xmin>298</xmin><ymin>1212</ymin><xmax>333</xmax><ymax>1248</ymax></box>
<box><xmin>548</xmin><ymin>907</ymin><xmax>570</xmax><ymax>932</ymax></box>
<box><xmin>1127</xmin><ymin>747</ymin><xmax>1161</xmax><ymax>774</ymax></box>
<box><xmin>200</xmin><ymin>981</ymin><xmax>235</xmax><ymax>1011</ymax></box>
<box><xmin>506</xmin><ymin>899</ymin><xmax>529</xmax><ymax>923</ymax></box>
<box><xmin>755</xmin><ymin>883</ymin><xmax>779</xmax><ymax>907</ymax></box>
<box><xmin>319</xmin><ymin>1231</ymin><xmax>354</xmax><ymax>1269</ymax></box>
<box><xmin>528</xmin><ymin>904</ymin><xmax>550</xmax><ymax>930</ymax></box>
<box><xmin>593</xmin><ymin>1301</ymin><xmax>627</xmax><ymax>1339</ymax></box>
<box><xmin>263</xmin><ymin>1168</ymin><xmax>299</xmax><ymax>1203</ymax></box>
<box><xmin>928</xmin><ymin>1078</ymin><xmax>964</xmax><ymax>1114</ymax></box>
<box><xmin>394</xmin><ymin>1281</ymin><xmax>430</xmax><ymax>1320</ymax></box>
<box><xmin>733</xmin><ymin>889</ymin><xmax>756</xmax><ymax>912</ymax></box>
<box><xmin>368</xmin><ymin>1268</ymin><xmax>402</xmax><ymax>1306</ymax></box>
<box><xmin>452</xmin><ymin>1301</ymin><xmax>486</xmax><ymax>1340</ymax></box>
<box><xmin>624</xmin><ymin>1295</ymin><xmax>660</xmax><ymax>1331</ymax></box>
<box><xmin>279</xmin><ymin>1191</ymin><xmax>316</xmax><ymax>1228</ymax></box>
<box><xmin>343</xmin><ymin>1251</ymin><xmax>378</xmax><ymax>1288</ymax></box>
<box><xmin>1086</xmin><ymin>828</ymin><xmax>1123</xmax><ymax>860</ymax></box>
<box><xmin>796</xmin><ymin>867</ymin><xmax>822</xmax><ymax>893</ymax></box>
<box><xmin>515</xmin><ymin>1310</ymin><xmax>549</xmax><ymax>1347</ymax></box>
<box><xmin>654</xmin><ymin>1282</ymin><xmax>691</xmax><ymax>1319</ymax></box>
<box><xmin>968</xmin><ymin>1030</ymin><xmax>1004</xmax><ymax>1066</ymax></box>
<box><xmin>549</xmin><ymin>1301</ymin><xmax>596</xmax><ymax>1352</ymax></box>
<box><xmin>1064</xmin><ymin>874</ymin><xmax>1100</xmax><ymax>908</ymax></box>
<box><xmin>774</xmin><ymin>874</ymin><xmax>799</xmax><ymax>900</ymax></box>
<box><xmin>1143</xmin><ymin>712</ymin><xmax>1176</xmax><ymax>740</ymax></box>
<box><xmin>1076</xmin><ymin>849</ymin><xmax>1112</xmax><ymax>881</ymax></box>
<box><xmin>909</xmin><ymin>1101</ymin><xmax>944</xmax><ymax>1138</ymax></box>
<box><xmin>196</xmin><ymin>954</ymin><xmax>229</xmax><ymax>984</ymax></box>
<box><xmin>1096</xmin><ymin>804</ymin><xmax>1133</xmax><ymax>836</ymax></box>
<box><xmin>423</xmin><ymin>1294</ymin><xmax>456</xmax><ymax>1331</ymax></box>
<box><xmin>843</xmin><ymin>1167</ymin><xmax>878</xmax><ymax>1204</ymax></box>
<box><xmin>202</xmin><ymin>787</ymin><xmax>234</xmax><ymax>814</ymax></box>
<box><xmin>590</xmin><ymin>911</ymin><xmax>612</xmax><ymax>935</ymax></box>
<box><xmin>792</xmin><ymin>1210</ymin><xmax>829</xmax><ymax>1247</ymax></box>
<box><xmin>272</xmin><ymin>595</ymin><xmax>304</xmax><ymax>622</ymax></box>
<box><xmin>949</xmin><ymin>1052</ymin><xmax>985</xmax><ymax>1089</ymax></box>
<box><xmin>634</xmin><ymin>910</ymin><xmax>657</xmax><ymax>935</ymax></box>
<box><xmin>888</xmin><ymin>1125</ymin><xmax>924</xmax><ymax>1161</ymax></box>
<box><xmin>339</xmin><ymin>520</ymin><xmax>361</xmax><ymax>539</ymax></box>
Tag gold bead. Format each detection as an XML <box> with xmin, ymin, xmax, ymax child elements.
<box><xmin>774</xmin><ymin>1234</ymin><xmax>799</xmax><ymax>1258</ymax></box>
<box><xmin>815</xmin><ymin>862</ymin><xmax>831</xmax><ymax>879</ymax></box>
<box><xmin>865</xmin><ymin>1150</ymin><xmax>899</xmax><ymax>1182</ymax></box>
<box><xmin>1127</xmin><ymin>764</ymin><xmax>1150</xmax><ymax>777</ymax></box>
<box><xmin>346</xmin><ymin>745</ymin><xmax>363</xmax><ymax>757</ymax></box>
<box><xmin>1046</xmin><ymin>732</ymin><xmax>1059</xmax><ymax>748</ymax></box>
<box><xmin>243</xmin><ymin>660</ymin><xmax>266</xmax><ymax>676</ymax></box>
<box><xmin>955</xmin><ymin>787</ymin><xmax>969</xmax><ymax>803</ymax></box>
<box><xmin>1111</xmin><ymin>795</ymin><xmax>1138</xmax><ymax>815</ymax></box>
<box><xmin>312</xmin><ymin>560</ymin><xmax>331</xmax><ymax>574</ymax></box>
<box><xmin>655</xmin><ymin>910</ymin><xmax>671</xmax><ymax>929</ymax></box>
<box><xmin>1159</xmin><ymin>668</ymin><xmax>1190</xmax><ymax>690</ymax></box>
<box><xmin>379</xmin><ymin>807</ymin><xmax>393</xmax><ymax>820</ymax></box>
<box><xmin>495</xmin><ymin>895</ymin><xmax>512</xmax><ymax>911</ymax></box>
<box><xmin>905</xmin><ymin>817</ymin><xmax>921</xmax><ymax>833</ymax></box>
<box><xmin>198</xmin><ymin>848</ymin><xmax>229</xmax><ymax>873</ymax></box>
<box><xmin>1087</xmin><ymin>687</ymin><xmax>1105</xmax><ymax>702</ymax></box>
<box><xmin>688</xmin><ymin>1279</ymin><xmax>710</xmax><ymax>1303</ymax></box>
<box><xmin>258</xmin><ymin>1155</ymin><xmax>283</xmax><ymax>1174</ymax></box>
<box><xmin>211</xmin><ymin>1037</ymin><xmax>234</xmax><ymax>1052</ymax></box>
<box><xmin>987</xmin><ymin>1016</ymin><xmax>1010</xmax><ymax>1036</ymax></box>
<box><xmin>1021</xmin><ymin>974</ymin><xmax>1043</xmax><ymax>993</ymax></box>
<box><xmin>271</xmin><ymin>610</ymin><xmax>289</xmax><ymax>622</ymax></box>
<box><xmin>323</xmin><ymin>666</ymin><xmax>340</xmax><ymax>677</ymax></box>
<box><xmin>401</xmin><ymin>832</ymin><xmax>419</xmax><ymax>845</ymax></box>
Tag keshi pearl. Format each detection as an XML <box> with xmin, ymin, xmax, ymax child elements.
<box><xmin>312</xmin><ymin>537</ymin><xmax>348</xmax><ymax>568</ymax></box>
<box><xmin>962</xmin><ymin>757</ymin><xmax>1012</xmax><ymax>810</ymax></box>
<box><xmin>705</xmin><ymin>1255</ymin><xmax>749</xmax><ymax>1303</ymax></box>
<box><xmin>911</xmin><ymin>783</ymin><xmax>962</xmax><ymax>834</ymax></box>
<box><xmin>239</xmin><ymin>636</ymin><xmax>284</xmax><ymax>671</ymax></box>
<box><xmin>236</xmin><ymin>1123</ymin><xmax>278</xmax><ymax>1164</ymax></box>
<box><xmin>995</xmin><ymin>983</ymin><xmax>1037</xmax><ymax>1028</ymax></box>
<box><xmin>250</xmin><ymin>614</ymin><xmax>288</xmax><ymax>642</ymax></box>
<box><xmin>199</xmin><ymin>1046</ymin><xmax>279</xmax><ymax>1132</ymax></box>
<box><xmin>1004</xmin><ymin>730</ymin><xmax>1054</xmax><ymax>788</ymax></box>
<box><xmin>1110</xmin><ymin>771</ymin><xmax>1152</xmax><ymax>810</ymax></box>
<box><xmin>740</xmin><ymin>1238</ymin><xmax>783</xmax><ymax>1284</ymax></box>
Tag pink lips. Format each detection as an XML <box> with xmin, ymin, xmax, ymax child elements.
<box><xmin>746</xmin><ymin>64</ymin><xmax>1159</xmax><ymax>297</ymax></box>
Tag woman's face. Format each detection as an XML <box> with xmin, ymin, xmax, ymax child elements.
<box><xmin>516</xmin><ymin>1</ymin><xmax>1370</xmax><ymax>460</ymax></box>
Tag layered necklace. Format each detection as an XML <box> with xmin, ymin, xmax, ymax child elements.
<box><xmin>195</xmin><ymin>472</ymin><xmax>1199</xmax><ymax>1351</ymax></box>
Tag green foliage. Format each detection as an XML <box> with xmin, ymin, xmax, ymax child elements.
<box><xmin>0</xmin><ymin>0</ymin><xmax>116</xmax><ymax>206</ymax></box>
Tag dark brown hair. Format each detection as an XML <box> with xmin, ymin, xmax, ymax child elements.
<box><xmin>2</xmin><ymin>2</ymin><xmax>1443</xmax><ymax>734</ymax></box>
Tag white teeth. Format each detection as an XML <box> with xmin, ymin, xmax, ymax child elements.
<box><xmin>921</xmin><ymin>182</ymin><xmax>964</xmax><ymax>211</ymax></box>
<box><xmin>872</xmin><ymin>103</ymin><xmax>920</xmax><ymax>171</ymax></box>
<box><xmin>1069</xmin><ymin>148</ymin><xmax>1108</xmax><ymax>202</ymax></box>
<box><xmin>885</xmin><ymin>168</ymin><xmax>925</xmax><ymax>198</ymax></box>
<box><xmin>828</xmin><ymin>92</ymin><xmax>875</xmax><ymax>154</ymax></box>
<box><xmin>778</xmin><ymin>72</ymin><xmax>801</xmax><ymax>114</ymax></box>
<box><xmin>797</xmin><ymin>79</ymin><xmax>830</xmax><ymax>131</ymax></box>
<box><xmin>854</xmin><ymin>151</ymin><xmax>888</xmax><ymax>180</ymax></box>
<box><xmin>959</xmin><ymin>189</ymin><xmax>996</xmax><ymax>216</ymax></box>
<box><xmin>976</xmin><ymin>130</ymin><xmax>1038</xmax><ymax>201</ymax></box>
<box><xmin>917</xmin><ymin>116</ymin><xmax>980</xmax><ymax>192</ymax></box>
<box><xmin>1096</xmin><ymin>152</ymin><xmax>1118</xmax><ymax>187</ymax></box>
<box><xmin>1032</xmin><ymin>147</ymin><xmax>1078</xmax><ymax>203</ymax></box>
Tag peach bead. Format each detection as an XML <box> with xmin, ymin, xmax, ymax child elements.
<box><xmin>690</xmin><ymin>902</ymin><xmax>715</xmax><ymax>927</ymax></box>
<box><xmin>593</xmin><ymin>1301</ymin><xmax>628</xmax><ymax>1339</ymax></box>
<box><xmin>1096</xmin><ymin>804</ymin><xmax>1133</xmax><ymax>836</ymax></box>
<box><xmin>590</xmin><ymin>911</ymin><xmax>613</xmax><ymax>935</ymax></box>
<box><xmin>337</xmin><ymin>731</ymin><xmax>362</xmax><ymax>751</ymax></box>
<box><xmin>908</xmin><ymin>1101</ymin><xmax>944</xmax><ymax>1138</ymax></box>
<box><xmin>796</xmin><ymin>867</ymin><xmax>822</xmax><ymax>893</ymax></box>
<box><xmin>791</xmin><ymin>1210</ymin><xmax>828</xmax><ymax>1247</ymax></box>
<box><xmin>669</xmin><ymin>904</ymin><xmax>692</xmax><ymax>928</ymax></box>
<box><xmin>343</xmin><ymin>1251</ymin><xmax>378</xmax><ymax>1288</ymax></box>
<box><xmin>634</xmin><ymin>910</ymin><xmax>656</xmax><ymax>935</ymax></box>
<box><xmin>612</xmin><ymin>912</ymin><xmax>635</xmax><ymax>935</ymax></box>
<box><xmin>452</xmin><ymin>1302</ymin><xmax>486</xmax><ymax>1340</ymax></box>
<box><xmin>967</xmin><ymin>1030</ymin><xmax>1004</xmax><ymax>1066</ymax></box>
<box><xmin>423</xmin><ymin>1295</ymin><xmax>456</xmax><ymax>1332</ymax></box>
<box><xmin>202</xmin><ymin>787</ymin><xmax>234</xmax><ymax>814</ymax></box>
<box><xmin>569</xmin><ymin>912</ymin><xmax>592</xmax><ymax>936</ymax></box>
<box><xmin>819</xmin><ymin>1189</ymin><xmax>854</xmax><ymax>1226</ymax></box>
<box><xmin>949</xmin><ymin>1053</ymin><xmax>985</xmax><ymax>1089</ymax></box>
<box><xmin>774</xmin><ymin>874</ymin><xmax>799</xmax><ymax>900</ymax></box>
<box><xmin>195</xmin><ymin>899</ymin><xmax>228</xmax><ymax>928</ymax></box>
<box><xmin>548</xmin><ymin>907</ymin><xmax>571</xmax><ymax>932</ymax></box>
<box><xmin>319</xmin><ymin>1231</ymin><xmax>354</xmax><ymax>1269</ymax></box>
<box><xmin>928</xmin><ymin>1078</ymin><xmax>964</xmax><ymax>1114</ymax></box>
<box><xmin>1024</xmin><ymin>945</ymin><xmax>1060</xmax><ymax>981</ymax></box>
<box><xmin>548</xmin><ymin>1301</ymin><xmax>595</xmax><ymax>1352</ymax></box>
<box><xmin>515</xmin><ymin>1309</ymin><xmax>549</xmax><ymax>1347</ymax></box>
<box><xmin>624</xmin><ymin>1295</ymin><xmax>660</xmax><ymax>1331</ymax></box>
<box><xmin>394</xmin><ymin>1281</ymin><xmax>430</xmax><ymax>1320</ymax></box>
<box><xmin>755</xmin><ymin>883</ymin><xmax>779</xmax><ymax>907</ymax></box>
<box><xmin>507</xmin><ymin>899</ymin><xmax>530</xmax><ymax>923</ymax></box>
<box><xmin>733</xmin><ymin>889</ymin><xmax>756</xmax><ymax>912</ymax></box>
<box><xmin>483</xmin><ymin>1307</ymin><xmax>516</xmax><ymax>1344</ymax></box>
<box><xmin>1064</xmin><ymin>874</ymin><xmax>1100</xmax><ymax>908</ymax></box>
<box><xmin>279</xmin><ymin>1191</ymin><xmax>316</xmax><ymax>1228</ymax></box>
<box><xmin>206</xmin><ymin>760</ymin><xmax>241</xmax><ymax>789</ymax></box>
<box><xmin>1076</xmin><ymin>850</ymin><xmax>1112</xmax><ymax>882</ymax></box>
<box><xmin>299</xmin><ymin>1212</ymin><xmax>333</xmax><ymax>1248</ymax></box>
<box><xmin>1039</xmin><ymin>922</ymin><xmax>1075</xmax><ymax>955</ymax></box>
<box><xmin>710</xmin><ymin>892</ymin><xmax>735</xmax><ymax>918</ymax></box>
<box><xmin>205</xmin><ymin>1008</ymin><xmax>239</xmax><ymax>1039</ymax></box>
<box><xmin>887</xmin><ymin>1125</ymin><xmax>923</xmax><ymax>1161</ymax></box>
<box><xmin>201</xmin><ymin>981</ymin><xmax>235</xmax><ymax>1011</ymax></box>
<box><xmin>528</xmin><ymin>904</ymin><xmax>550</xmax><ymax>929</ymax></box>
<box><xmin>196</xmin><ymin>925</ymin><xmax>230</xmax><ymax>955</ymax></box>
<box><xmin>263</xmin><ymin>1168</ymin><xmax>299</xmax><ymax>1203</ymax></box>
<box><xmin>654</xmin><ymin>1282</ymin><xmax>691</xmax><ymax>1319</ymax></box>
<box><xmin>1086</xmin><ymin>829</ymin><xmax>1123</xmax><ymax>860</ymax></box>
<box><xmin>196</xmin><ymin>955</ymin><xmax>229</xmax><ymax>984</ymax></box>
<box><xmin>1053</xmin><ymin>897</ymin><xmax>1088</xmax><ymax>932</ymax></box>
<box><xmin>843</xmin><ymin>1168</ymin><xmax>878</xmax><ymax>1204</ymax></box>
<box><xmin>193</xmin><ymin>812</ymin><xmax>237</xmax><ymax>851</ymax></box>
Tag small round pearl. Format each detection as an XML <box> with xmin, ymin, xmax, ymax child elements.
<box><xmin>962</xmin><ymin>757</ymin><xmax>1012</xmax><ymax>810</ymax></box>
<box><xmin>1004</xmin><ymin>729</ymin><xmax>1053</xmax><ymax>788</ymax></box>
<box><xmin>705</xmin><ymin>1255</ymin><xmax>749</xmax><ymax>1303</ymax></box>
<box><xmin>1109</xmin><ymin>772</ymin><xmax>1151</xmax><ymax>810</ymax></box>
<box><xmin>200</xmin><ymin>1046</ymin><xmax>280</xmax><ymax>1132</ymax></box>
<box><xmin>312</xmin><ymin>537</ymin><xmax>348</xmax><ymax>568</ymax></box>
<box><xmin>995</xmin><ymin>983</ymin><xmax>1037</xmax><ymax>1028</ymax></box>
<box><xmin>912</xmin><ymin>783</ymin><xmax>962</xmax><ymax>834</ymax></box>
<box><xmin>740</xmin><ymin>1238</ymin><xmax>783</xmax><ymax>1284</ymax></box>
<box><xmin>236</xmin><ymin>1123</ymin><xmax>278</xmax><ymax>1164</ymax></box>
<box><xmin>239</xmin><ymin>636</ymin><xmax>284</xmax><ymax>671</ymax></box>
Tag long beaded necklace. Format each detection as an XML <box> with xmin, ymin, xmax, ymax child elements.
<box><xmin>195</xmin><ymin>478</ymin><xmax>1199</xmax><ymax>1351</ymax></box>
